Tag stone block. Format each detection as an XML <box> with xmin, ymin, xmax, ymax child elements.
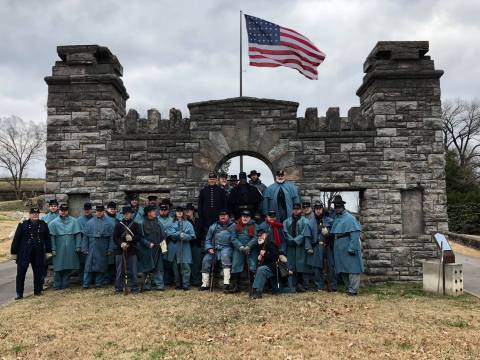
<box><xmin>396</xmin><ymin>101</ymin><xmax>417</xmax><ymax>111</ymax></box>
<box><xmin>136</xmin><ymin>175</ymin><xmax>159</xmax><ymax>184</ymax></box>
<box><xmin>384</xmin><ymin>148</ymin><xmax>405</xmax><ymax>161</ymax></box>
<box><xmin>422</xmin><ymin>261</ymin><xmax>463</xmax><ymax>296</ymax></box>
<box><xmin>377</xmin><ymin>128</ymin><xmax>397</xmax><ymax>137</ymax></box>
<box><xmin>372</xmin><ymin>102</ymin><xmax>395</xmax><ymax>115</ymax></box>
<box><xmin>47</xmin><ymin>115</ymin><xmax>71</xmax><ymax>127</ymax></box>
<box><xmin>340</xmin><ymin>143</ymin><xmax>366</xmax><ymax>152</ymax></box>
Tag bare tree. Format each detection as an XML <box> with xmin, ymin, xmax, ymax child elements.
<box><xmin>442</xmin><ymin>99</ymin><xmax>480</xmax><ymax>168</ymax></box>
<box><xmin>320</xmin><ymin>191</ymin><xmax>340</xmax><ymax>210</ymax></box>
<box><xmin>0</xmin><ymin>115</ymin><xmax>46</xmax><ymax>199</ymax></box>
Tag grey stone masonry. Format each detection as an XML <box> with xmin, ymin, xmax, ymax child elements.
<box><xmin>45</xmin><ymin>41</ymin><xmax>448</xmax><ymax>282</ymax></box>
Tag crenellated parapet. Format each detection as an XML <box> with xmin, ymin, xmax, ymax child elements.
<box><xmin>119</xmin><ymin>108</ymin><xmax>189</xmax><ymax>134</ymax></box>
<box><xmin>298</xmin><ymin>106</ymin><xmax>365</xmax><ymax>133</ymax></box>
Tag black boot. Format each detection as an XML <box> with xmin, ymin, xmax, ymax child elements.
<box><xmin>251</xmin><ymin>289</ymin><xmax>262</xmax><ymax>299</ymax></box>
<box><xmin>227</xmin><ymin>273</ymin><xmax>240</xmax><ymax>293</ymax></box>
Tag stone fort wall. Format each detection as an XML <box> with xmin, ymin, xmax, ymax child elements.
<box><xmin>44</xmin><ymin>41</ymin><xmax>448</xmax><ymax>282</ymax></box>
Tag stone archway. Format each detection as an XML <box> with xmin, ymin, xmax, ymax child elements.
<box><xmin>213</xmin><ymin>150</ymin><xmax>275</xmax><ymax>176</ymax></box>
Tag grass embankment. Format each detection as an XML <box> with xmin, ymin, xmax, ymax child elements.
<box><xmin>0</xmin><ymin>211</ymin><xmax>25</xmax><ymax>262</ymax></box>
<box><xmin>0</xmin><ymin>283</ymin><xmax>478</xmax><ymax>359</ymax></box>
<box><xmin>0</xmin><ymin>178</ymin><xmax>45</xmax><ymax>192</ymax></box>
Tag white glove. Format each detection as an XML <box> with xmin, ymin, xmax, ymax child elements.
<box><xmin>321</xmin><ymin>227</ymin><xmax>329</xmax><ymax>237</ymax></box>
<box><xmin>121</xmin><ymin>242</ymin><xmax>129</xmax><ymax>249</ymax></box>
<box><xmin>160</xmin><ymin>240</ymin><xmax>168</xmax><ymax>254</ymax></box>
<box><xmin>239</xmin><ymin>246</ymin><xmax>245</xmax><ymax>252</ymax></box>
<box><xmin>279</xmin><ymin>254</ymin><xmax>288</xmax><ymax>263</ymax></box>
<box><xmin>125</xmin><ymin>233</ymin><xmax>133</xmax><ymax>242</ymax></box>
<box><xmin>180</xmin><ymin>232</ymin><xmax>185</xmax><ymax>240</ymax></box>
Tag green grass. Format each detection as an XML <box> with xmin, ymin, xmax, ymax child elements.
<box><xmin>0</xmin><ymin>200</ymin><xmax>26</xmax><ymax>212</ymax></box>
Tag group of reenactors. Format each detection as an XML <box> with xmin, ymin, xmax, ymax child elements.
<box><xmin>10</xmin><ymin>169</ymin><xmax>363</xmax><ymax>300</ymax></box>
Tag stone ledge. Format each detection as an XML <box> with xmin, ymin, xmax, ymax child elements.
<box><xmin>446</xmin><ymin>231</ymin><xmax>480</xmax><ymax>250</ymax></box>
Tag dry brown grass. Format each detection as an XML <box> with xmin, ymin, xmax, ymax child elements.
<box><xmin>0</xmin><ymin>283</ymin><xmax>478</xmax><ymax>359</ymax></box>
<box><xmin>451</xmin><ymin>241</ymin><xmax>480</xmax><ymax>258</ymax></box>
<box><xmin>0</xmin><ymin>211</ymin><xmax>24</xmax><ymax>262</ymax></box>
<box><xmin>0</xmin><ymin>178</ymin><xmax>44</xmax><ymax>192</ymax></box>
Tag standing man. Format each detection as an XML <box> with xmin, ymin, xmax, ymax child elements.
<box><xmin>11</xmin><ymin>207</ymin><xmax>52</xmax><ymax>300</ymax></box>
<box><xmin>228</xmin><ymin>172</ymin><xmax>263</xmax><ymax>220</ymax></box>
<box><xmin>283</xmin><ymin>203</ymin><xmax>310</xmax><ymax>292</ymax></box>
<box><xmin>158</xmin><ymin>202</ymin><xmax>174</xmax><ymax>285</ymax></box>
<box><xmin>112</xmin><ymin>206</ymin><xmax>141</xmax><ymax>294</ymax></box>
<box><xmin>200</xmin><ymin>210</ymin><xmax>235</xmax><ymax>292</ymax></box>
<box><xmin>228</xmin><ymin>174</ymin><xmax>239</xmax><ymax>189</ymax></box>
<box><xmin>198</xmin><ymin>172</ymin><xmax>227</xmax><ymax>234</ymax></box>
<box><xmin>140</xmin><ymin>205</ymin><xmax>167</xmax><ymax>291</ymax></box>
<box><xmin>330</xmin><ymin>195</ymin><xmax>363</xmax><ymax>296</ymax></box>
<box><xmin>262</xmin><ymin>170</ymin><xmax>300</xmax><ymax>223</ymax></box>
<box><xmin>76</xmin><ymin>202</ymin><xmax>93</xmax><ymax>284</ymax></box>
<box><xmin>82</xmin><ymin>205</ymin><xmax>115</xmax><ymax>289</ymax></box>
<box><xmin>248</xmin><ymin>170</ymin><xmax>267</xmax><ymax>195</ymax></box>
<box><xmin>48</xmin><ymin>204</ymin><xmax>82</xmax><ymax>290</ymax></box>
<box><xmin>42</xmin><ymin>199</ymin><xmax>59</xmax><ymax>223</ymax></box>
<box><xmin>120</xmin><ymin>193</ymin><xmax>144</xmax><ymax>223</ymax></box>
<box><xmin>251</xmin><ymin>229</ymin><xmax>280</xmax><ymax>299</ymax></box>
<box><xmin>185</xmin><ymin>203</ymin><xmax>204</xmax><ymax>287</ymax></box>
<box><xmin>148</xmin><ymin>195</ymin><xmax>159</xmax><ymax>208</ymax></box>
<box><xmin>105</xmin><ymin>201</ymin><xmax>119</xmax><ymax>284</ymax></box>
<box><xmin>219</xmin><ymin>173</ymin><xmax>231</xmax><ymax>198</ymax></box>
<box><xmin>302</xmin><ymin>202</ymin><xmax>314</xmax><ymax>221</ymax></box>
<box><xmin>229</xmin><ymin>210</ymin><xmax>258</xmax><ymax>293</ymax></box>
<box><xmin>167</xmin><ymin>206</ymin><xmax>196</xmax><ymax>290</ymax></box>
<box><xmin>305</xmin><ymin>202</ymin><xmax>336</xmax><ymax>291</ymax></box>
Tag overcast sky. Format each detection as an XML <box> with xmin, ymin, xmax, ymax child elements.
<box><xmin>1</xmin><ymin>0</ymin><xmax>479</xmax><ymax>178</ymax></box>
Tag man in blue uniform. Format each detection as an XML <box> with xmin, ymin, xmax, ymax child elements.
<box><xmin>42</xmin><ymin>199</ymin><xmax>59</xmax><ymax>223</ymax></box>
<box><xmin>330</xmin><ymin>195</ymin><xmax>363</xmax><ymax>295</ymax></box>
<box><xmin>11</xmin><ymin>207</ymin><xmax>52</xmax><ymax>300</ymax></box>
<box><xmin>262</xmin><ymin>170</ymin><xmax>300</xmax><ymax>222</ymax></box>
<box><xmin>305</xmin><ymin>202</ymin><xmax>336</xmax><ymax>291</ymax></box>
<box><xmin>82</xmin><ymin>205</ymin><xmax>115</xmax><ymax>288</ymax></box>
<box><xmin>200</xmin><ymin>209</ymin><xmax>235</xmax><ymax>292</ymax></box>
<box><xmin>76</xmin><ymin>202</ymin><xmax>93</xmax><ymax>283</ymax></box>
<box><xmin>48</xmin><ymin>204</ymin><xmax>82</xmax><ymax>290</ymax></box>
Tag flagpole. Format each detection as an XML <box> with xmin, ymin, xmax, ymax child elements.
<box><xmin>240</xmin><ymin>10</ymin><xmax>243</xmax><ymax>97</ymax></box>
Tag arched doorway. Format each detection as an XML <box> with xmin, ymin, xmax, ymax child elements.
<box><xmin>215</xmin><ymin>151</ymin><xmax>275</xmax><ymax>186</ymax></box>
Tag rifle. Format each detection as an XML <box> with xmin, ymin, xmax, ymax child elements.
<box><xmin>179</xmin><ymin>220</ymin><xmax>184</xmax><ymax>288</ymax></box>
<box><xmin>245</xmin><ymin>252</ymin><xmax>252</xmax><ymax>296</ymax></box>
<box><xmin>320</xmin><ymin>220</ymin><xmax>332</xmax><ymax>292</ymax></box>
<box><xmin>209</xmin><ymin>232</ymin><xmax>216</xmax><ymax>292</ymax></box>
<box><xmin>123</xmin><ymin>247</ymin><xmax>129</xmax><ymax>295</ymax></box>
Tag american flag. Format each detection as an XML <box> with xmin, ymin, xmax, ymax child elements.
<box><xmin>245</xmin><ymin>14</ymin><xmax>326</xmax><ymax>80</ymax></box>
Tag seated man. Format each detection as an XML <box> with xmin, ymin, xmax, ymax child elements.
<box><xmin>251</xmin><ymin>228</ymin><xmax>280</xmax><ymax>299</ymax></box>
<box><xmin>200</xmin><ymin>209</ymin><xmax>235</xmax><ymax>292</ymax></box>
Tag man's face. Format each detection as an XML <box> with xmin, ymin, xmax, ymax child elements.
<box><xmin>59</xmin><ymin>209</ymin><xmax>68</xmax><ymax>218</ymax></box>
<box><xmin>160</xmin><ymin>209</ymin><xmax>169</xmax><ymax>217</ymax></box>
<box><xmin>293</xmin><ymin>208</ymin><xmax>301</xmax><ymax>217</ymax></box>
<box><xmin>49</xmin><ymin>205</ymin><xmax>58</xmax><ymax>213</ymax></box>
<box><xmin>276</xmin><ymin>174</ymin><xmax>285</xmax><ymax>183</ymax></box>
<box><xmin>130</xmin><ymin>199</ymin><xmax>138</xmax><ymax>208</ymax></box>
<box><xmin>147</xmin><ymin>210</ymin><xmax>156</xmax><ymax>220</ymax></box>
<box><xmin>314</xmin><ymin>207</ymin><xmax>324</xmax><ymax>217</ymax></box>
<box><xmin>107</xmin><ymin>207</ymin><xmax>116</xmax><ymax>216</ymax></box>
<box><xmin>303</xmin><ymin>207</ymin><xmax>312</xmax><ymax>215</ymax></box>
<box><xmin>241</xmin><ymin>215</ymin><xmax>250</xmax><ymax>225</ymax></box>
<box><xmin>219</xmin><ymin>177</ymin><xmax>227</xmax><ymax>186</ymax></box>
<box><xmin>185</xmin><ymin>209</ymin><xmax>194</xmax><ymax>218</ymax></box>
<box><xmin>208</xmin><ymin>177</ymin><xmax>217</xmax><ymax>186</ymax></box>
<box><xmin>258</xmin><ymin>233</ymin><xmax>267</xmax><ymax>243</ymax></box>
<box><xmin>229</xmin><ymin>180</ymin><xmax>238</xmax><ymax>187</ymax></box>
<box><xmin>335</xmin><ymin>205</ymin><xmax>344</xmax><ymax>215</ymax></box>
<box><xmin>124</xmin><ymin>212</ymin><xmax>133</xmax><ymax>220</ymax></box>
<box><xmin>149</xmin><ymin>200</ymin><xmax>158</xmax><ymax>207</ymax></box>
<box><xmin>250</xmin><ymin>174</ymin><xmax>258</xmax><ymax>182</ymax></box>
<box><xmin>239</xmin><ymin>178</ymin><xmax>247</xmax><ymax>185</ymax></box>
<box><xmin>219</xmin><ymin>214</ymin><xmax>229</xmax><ymax>223</ymax></box>
<box><xmin>30</xmin><ymin>212</ymin><xmax>40</xmax><ymax>221</ymax></box>
<box><xmin>96</xmin><ymin>210</ymin><xmax>104</xmax><ymax>218</ymax></box>
<box><xmin>84</xmin><ymin>209</ymin><xmax>92</xmax><ymax>216</ymax></box>
<box><xmin>266</xmin><ymin>215</ymin><xmax>276</xmax><ymax>222</ymax></box>
<box><xmin>175</xmin><ymin>211</ymin><xmax>184</xmax><ymax>220</ymax></box>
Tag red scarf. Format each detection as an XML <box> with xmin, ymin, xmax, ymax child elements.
<box><xmin>236</xmin><ymin>220</ymin><xmax>255</xmax><ymax>237</ymax></box>
<box><xmin>267</xmin><ymin>219</ymin><xmax>283</xmax><ymax>248</ymax></box>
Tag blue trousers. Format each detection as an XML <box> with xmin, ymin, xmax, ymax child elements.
<box><xmin>252</xmin><ymin>265</ymin><xmax>274</xmax><ymax>292</ymax></box>
<box><xmin>171</xmin><ymin>258</ymin><xmax>191</xmax><ymax>288</ymax></box>
<box><xmin>144</xmin><ymin>256</ymin><xmax>164</xmax><ymax>290</ymax></box>
<box><xmin>201</xmin><ymin>248</ymin><xmax>232</xmax><ymax>273</ymax></box>
<box><xmin>340</xmin><ymin>273</ymin><xmax>360</xmax><ymax>294</ymax></box>
<box><xmin>83</xmin><ymin>271</ymin><xmax>106</xmax><ymax>288</ymax></box>
<box><xmin>312</xmin><ymin>247</ymin><xmax>337</xmax><ymax>290</ymax></box>
<box><xmin>54</xmin><ymin>269</ymin><xmax>72</xmax><ymax>289</ymax></box>
<box><xmin>115</xmin><ymin>254</ymin><xmax>138</xmax><ymax>291</ymax></box>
